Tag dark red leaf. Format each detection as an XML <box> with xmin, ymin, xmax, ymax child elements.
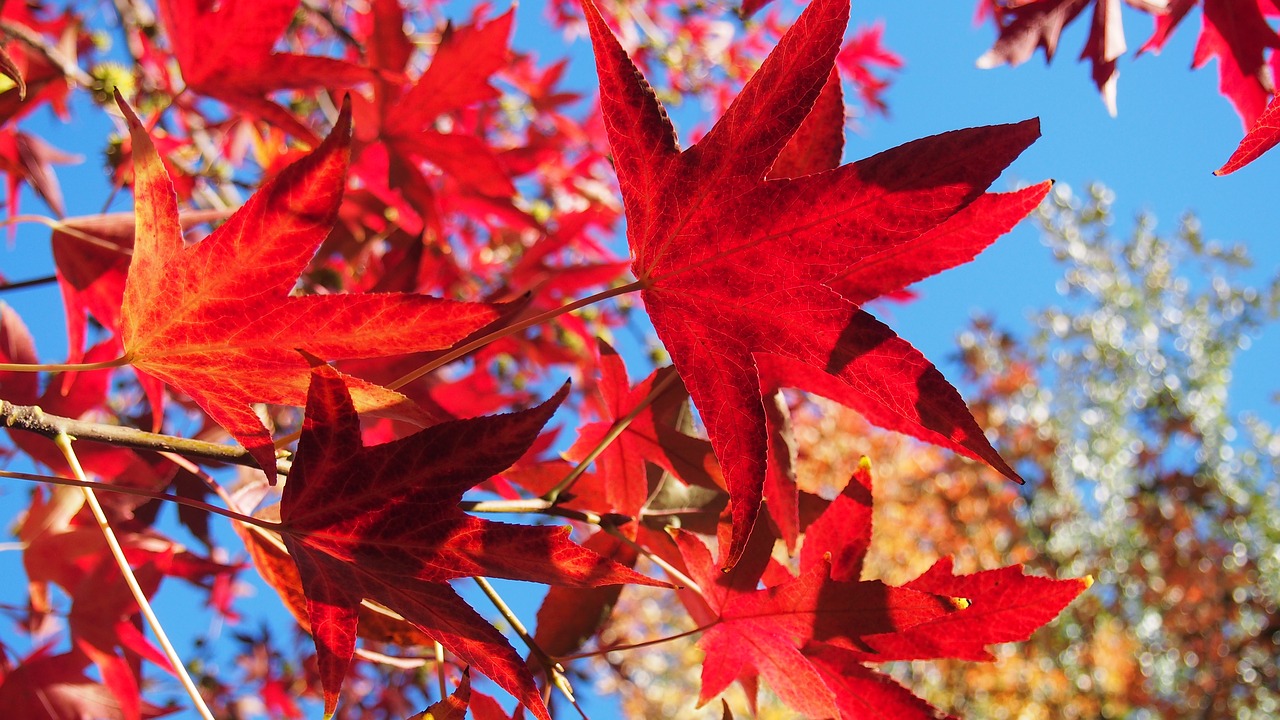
<box><xmin>279</xmin><ymin>362</ymin><xmax>664</xmax><ymax>719</ymax></box>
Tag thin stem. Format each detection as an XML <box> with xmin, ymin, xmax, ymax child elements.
<box><xmin>387</xmin><ymin>280</ymin><xmax>645</xmax><ymax>391</ymax></box>
<box><xmin>473</xmin><ymin>577</ymin><xmax>587</xmax><ymax>719</ymax></box>
<box><xmin>354</xmin><ymin>647</ymin><xmax>427</xmax><ymax>669</ymax></box>
<box><xmin>0</xmin><ymin>468</ymin><xmax>278</xmax><ymax>530</ymax></box>
<box><xmin>434</xmin><ymin>641</ymin><xmax>447</xmax><ymax>701</ymax></box>
<box><xmin>0</xmin><ymin>274</ymin><xmax>57</xmax><ymax>292</ymax></box>
<box><xmin>302</xmin><ymin>0</ymin><xmax>364</xmax><ymax>53</ymax></box>
<box><xmin>600</xmin><ymin>522</ymin><xmax>701</xmax><ymax>595</ymax></box>
<box><xmin>0</xmin><ymin>19</ymin><xmax>94</xmax><ymax>88</ymax></box>
<box><xmin>271</xmin><ymin>281</ymin><xmax>648</xmax><ymax>452</ymax></box>
<box><xmin>543</xmin><ymin>370</ymin><xmax>679</xmax><ymax>504</ymax></box>
<box><xmin>55</xmin><ymin>435</ymin><xmax>215</xmax><ymax>720</ymax></box>
<box><xmin>558</xmin><ymin>623</ymin><xmax>714</xmax><ymax>662</ymax></box>
<box><xmin>0</xmin><ymin>399</ymin><xmax>292</xmax><ymax>476</ymax></box>
<box><xmin>0</xmin><ymin>355</ymin><xmax>132</xmax><ymax>372</ymax></box>
<box><xmin>0</xmin><ymin>214</ymin><xmax>135</xmax><ymax>254</ymax></box>
<box><xmin>459</xmin><ymin>498</ymin><xmax>554</xmax><ymax>514</ymax></box>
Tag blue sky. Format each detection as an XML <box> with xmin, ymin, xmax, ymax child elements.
<box><xmin>1</xmin><ymin>0</ymin><xmax>1278</xmax><ymax>717</ymax></box>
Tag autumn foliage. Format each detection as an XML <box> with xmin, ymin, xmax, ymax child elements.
<box><xmin>8</xmin><ymin>0</ymin><xmax>1274</xmax><ymax>717</ymax></box>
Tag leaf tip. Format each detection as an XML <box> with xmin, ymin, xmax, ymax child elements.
<box><xmin>1024</xmin><ymin>116</ymin><xmax>1042</xmax><ymax>140</ymax></box>
<box><xmin>1082</xmin><ymin>574</ymin><xmax>1095</xmax><ymax>590</ymax></box>
<box><xmin>297</xmin><ymin>348</ymin><xmax>328</xmax><ymax>369</ymax></box>
<box><xmin>113</xmin><ymin>88</ymin><xmax>145</xmax><ymax>134</ymax></box>
<box><xmin>333</xmin><ymin>93</ymin><xmax>354</xmax><ymax>141</ymax></box>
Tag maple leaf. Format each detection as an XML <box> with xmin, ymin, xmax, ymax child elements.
<box><xmin>117</xmin><ymin>95</ymin><xmax>500</xmax><ymax>481</ymax></box>
<box><xmin>1138</xmin><ymin>0</ymin><xmax>1280</xmax><ymax>127</ymax></box>
<box><xmin>1186</xmin><ymin>0</ymin><xmax>1280</xmax><ymax>127</ymax></box>
<box><xmin>977</xmin><ymin>0</ymin><xmax>1129</xmax><ymax>114</ymax></box>
<box><xmin>350</xmin><ymin>1</ymin><xmax>516</xmax><ymax>218</ymax></box>
<box><xmin>0</xmin><ymin>128</ymin><xmax>78</xmax><ymax>218</ymax></box>
<box><xmin>278</xmin><ymin>362</ymin><xmax>664</xmax><ymax>719</ymax></box>
<box><xmin>673</xmin><ymin>521</ymin><xmax>956</xmax><ymax>716</ymax></box>
<box><xmin>837</xmin><ymin>23</ymin><xmax>904</xmax><ymax>116</ymax></box>
<box><xmin>564</xmin><ymin>340</ymin><xmax>714</xmax><ymax>519</ymax></box>
<box><xmin>584</xmin><ymin>0</ymin><xmax>1040</xmax><ymax>565</ymax></box>
<box><xmin>752</xmin><ymin>67</ymin><xmax>1051</xmax><ymax>549</ymax></box>
<box><xmin>0</xmin><ymin>648</ymin><xmax>173</xmax><ymax>720</ymax></box>
<box><xmin>976</xmin><ymin>0</ymin><xmax>1094</xmax><ymax>70</ymax></box>
<box><xmin>409</xmin><ymin>669</ymin><xmax>471</xmax><ymax>720</ymax></box>
<box><xmin>671</xmin><ymin>463</ymin><xmax>1090</xmax><ymax>717</ymax></box>
<box><xmin>157</xmin><ymin>0</ymin><xmax>374</xmax><ymax>140</ymax></box>
<box><xmin>1217</xmin><ymin>93</ymin><xmax>1280</xmax><ymax>173</ymax></box>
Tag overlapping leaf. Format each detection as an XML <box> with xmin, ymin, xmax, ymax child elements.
<box><xmin>584</xmin><ymin>0</ymin><xmax>1039</xmax><ymax>565</ymax></box>
<box><xmin>672</xmin><ymin>464</ymin><xmax>1090</xmax><ymax>718</ymax></box>
<box><xmin>977</xmin><ymin>0</ymin><xmax>1129</xmax><ymax>114</ymax></box>
<box><xmin>157</xmin><ymin>0</ymin><xmax>374</xmax><ymax>140</ymax></box>
<box><xmin>117</xmin><ymin>96</ymin><xmax>499</xmax><ymax>481</ymax></box>
<box><xmin>1140</xmin><ymin>0</ymin><xmax>1280</xmax><ymax>128</ymax></box>
<box><xmin>978</xmin><ymin>0</ymin><xmax>1280</xmax><ymax>126</ymax></box>
<box><xmin>279</xmin><ymin>362</ymin><xmax>664</xmax><ymax>719</ymax></box>
<box><xmin>564</xmin><ymin>340</ymin><xmax>718</xmax><ymax>519</ymax></box>
<box><xmin>350</xmin><ymin>1</ymin><xmax>516</xmax><ymax>221</ymax></box>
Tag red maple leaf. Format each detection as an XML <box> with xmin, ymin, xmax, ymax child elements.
<box><xmin>672</xmin><ymin>463</ymin><xmax>1090</xmax><ymax>718</ymax></box>
<box><xmin>278</xmin><ymin>361</ymin><xmax>664</xmax><ymax>719</ymax></box>
<box><xmin>584</xmin><ymin>0</ymin><xmax>1040</xmax><ymax>565</ymax></box>
<box><xmin>751</xmin><ymin>66</ymin><xmax>1051</xmax><ymax>549</ymax></box>
<box><xmin>1139</xmin><ymin>0</ymin><xmax>1280</xmax><ymax>127</ymax></box>
<box><xmin>116</xmin><ymin>95</ymin><xmax>500</xmax><ymax>481</ymax></box>
<box><xmin>0</xmin><ymin>647</ymin><xmax>174</xmax><ymax>720</ymax></box>
<box><xmin>0</xmin><ymin>128</ymin><xmax>77</xmax><ymax>218</ymax></box>
<box><xmin>564</xmin><ymin>340</ymin><xmax>719</xmax><ymax>519</ymax></box>
<box><xmin>156</xmin><ymin>0</ymin><xmax>374</xmax><ymax>140</ymax></box>
<box><xmin>977</xmin><ymin>0</ymin><xmax>1124</xmax><ymax>113</ymax></box>
<box><xmin>349</xmin><ymin>1</ymin><xmax>516</xmax><ymax>231</ymax></box>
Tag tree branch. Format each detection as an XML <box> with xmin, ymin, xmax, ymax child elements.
<box><xmin>0</xmin><ymin>19</ymin><xmax>93</xmax><ymax>89</ymax></box>
<box><xmin>0</xmin><ymin>399</ymin><xmax>292</xmax><ymax>476</ymax></box>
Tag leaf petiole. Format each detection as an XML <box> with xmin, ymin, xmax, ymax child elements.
<box><xmin>270</xmin><ymin>280</ymin><xmax>648</xmax><ymax>452</ymax></box>
<box><xmin>387</xmin><ymin>279</ymin><xmax>647</xmax><ymax>391</ymax></box>
<box><xmin>473</xmin><ymin>577</ymin><xmax>588</xmax><ymax>719</ymax></box>
<box><xmin>0</xmin><ymin>354</ymin><xmax>132</xmax><ymax>372</ymax></box>
<box><xmin>542</xmin><ymin>369</ymin><xmax>680</xmax><ymax>504</ymax></box>
<box><xmin>54</xmin><ymin>434</ymin><xmax>217</xmax><ymax>720</ymax></box>
<box><xmin>557</xmin><ymin>622</ymin><xmax>716</xmax><ymax>662</ymax></box>
<box><xmin>0</xmin><ymin>214</ymin><xmax>135</xmax><ymax>254</ymax></box>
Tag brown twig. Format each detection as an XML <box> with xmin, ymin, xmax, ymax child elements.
<box><xmin>0</xmin><ymin>399</ymin><xmax>292</xmax><ymax>476</ymax></box>
<box><xmin>0</xmin><ymin>274</ymin><xmax>57</xmax><ymax>292</ymax></box>
<box><xmin>0</xmin><ymin>19</ymin><xmax>93</xmax><ymax>89</ymax></box>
